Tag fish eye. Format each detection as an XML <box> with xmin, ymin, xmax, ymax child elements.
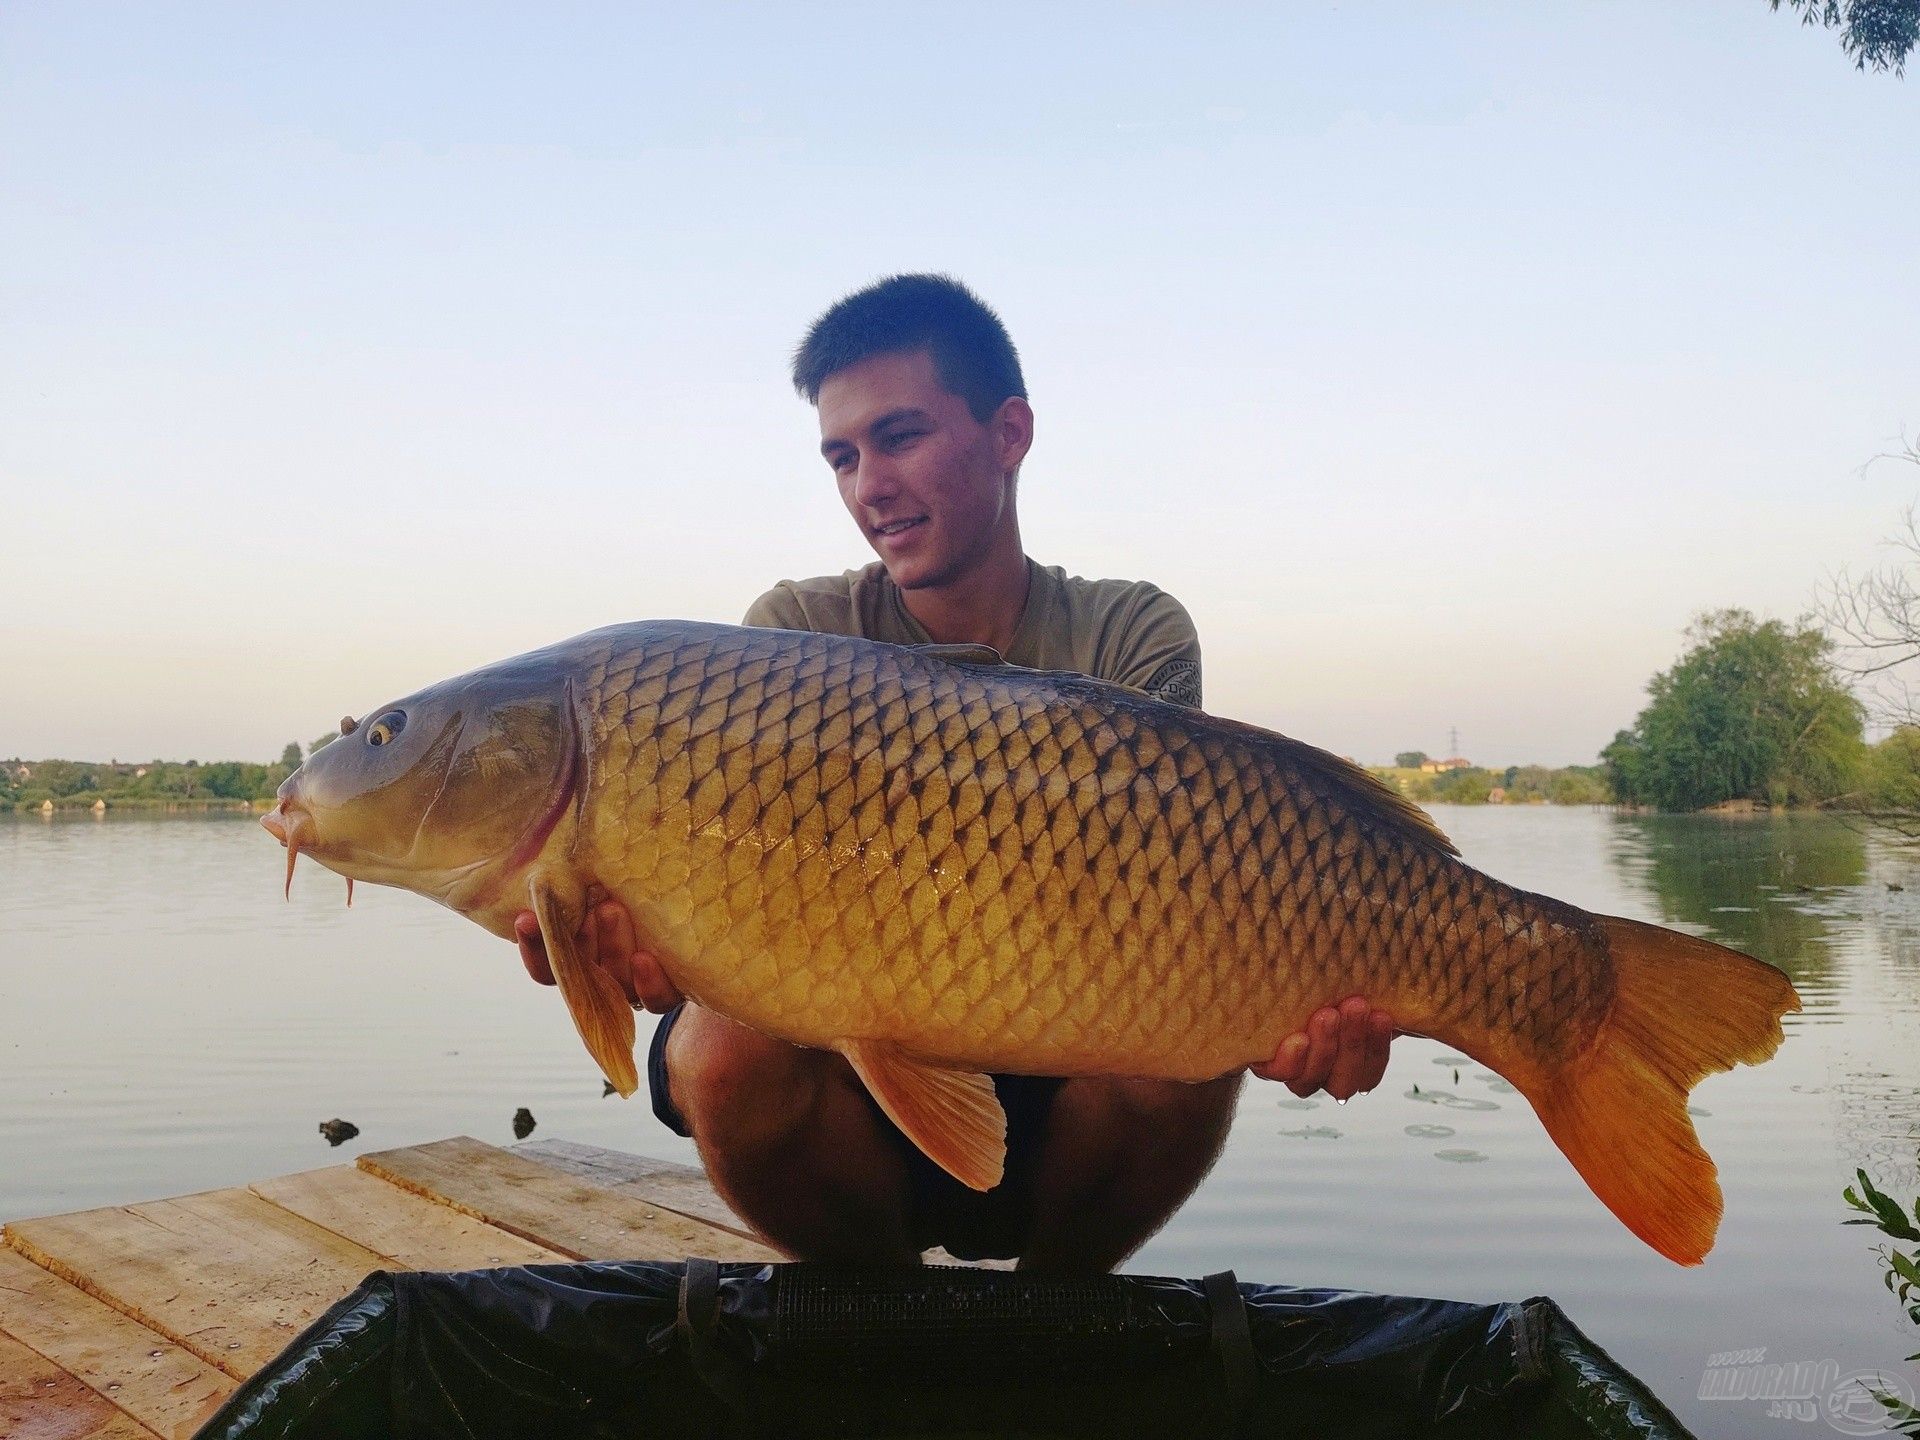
<box><xmin>365</xmin><ymin>710</ymin><xmax>407</xmax><ymax>747</ymax></box>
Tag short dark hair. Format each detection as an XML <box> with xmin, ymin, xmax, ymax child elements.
<box><xmin>791</xmin><ymin>273</ymin><xmax>1027</xmax><ymax>424</ymax></box>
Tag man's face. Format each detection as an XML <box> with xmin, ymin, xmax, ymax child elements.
<box><xmin>816</xmin><ymin>349</ymin><xmax>1029</xmax><ymax>591</ymax></box>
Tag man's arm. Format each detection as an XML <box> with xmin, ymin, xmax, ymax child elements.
<box><xmin>741</xmin><ymin>586</ymin><xmax>809</xmax><ymax>632</ymax></box>
<box><xmin>1107</xmin><ymin>586</ymin><xmax>1205</xmax><ymax>708</ymax></box>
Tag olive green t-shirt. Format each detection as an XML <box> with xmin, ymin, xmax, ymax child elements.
<box><xmin>741</xmin><ymin>558</ymin><xmax>1202</xmax><ymax>708</ymax></box>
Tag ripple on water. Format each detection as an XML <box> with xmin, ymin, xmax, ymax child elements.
<box><xmin>1278</xmin><ymin>1125</ymin><xmax>1342</xmax><ymax>1140</ymax></box>
<box><xmin>1432</xmin><ymin>1055</ymin><xmax>1473</xmax><ymax>1067</ymax></box>
<box><xmin>1404</xmin><ymin>1123</ymin><xmax>1456</xmax><ymax>1139</ymax></box>
<box><xmin>1434</xmin><ymin>1149</ymin><xmax>1489</xmax><ymax>1164</ymax></box>
<box><xmin>1274</xmin><ymin>1097</ymin><xmax>1319</xmax><ymax>1111</ymax></box>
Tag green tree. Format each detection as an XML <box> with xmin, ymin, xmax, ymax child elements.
<box><xmin>280</xmin><ymin>742</ymin><xmax>304</xmax><ymax>768</ymax></box>
<box><xmin>1393</xmin><ymin>751</ymin><xmax>1428</xmax><ymax>769</ymax></box>
<box><xmin>1547</xmin><ymin>768</ymin><xmax>1612</xmax><ymax>805</ymax></box>
<box><xmin>1771</xmin><ymin>0</ymin><xmax>1919</xmax><ymax>74</ymax></box>
<box><xmin>1867</xmin><ymin>727</ymin><xmax>1920</xmax><ymax>810</ymax></box>
<box><xmin>1604</xmin><ymin>610</ymin><xmax>1866</xmax><ymax>811</ymax></box>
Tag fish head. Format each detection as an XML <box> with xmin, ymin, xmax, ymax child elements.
<box><xmin>263</xmin><ymin>655</ymin><xmax>579</xmax><ymax>932</ymax></box>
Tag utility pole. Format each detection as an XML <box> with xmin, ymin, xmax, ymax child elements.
<box><xmin>1448</xmin><ymin>726</ymin><xmax>1460</xmax><ymax>759</ymax></box>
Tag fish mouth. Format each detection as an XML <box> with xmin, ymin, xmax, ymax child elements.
<box><xmin>263</xmin><ymin>797</ymin><xmax>362</xmax><ymax>906</ymax></box>
<box><xmin>261</xmin><ymin>802</ymin><xmax>325</xmax><ymax>901</ymax></box>
<box><xmin>263</xmin><ymin>681</ymin><xmax>580</xmax><ymax>919</ymax></box>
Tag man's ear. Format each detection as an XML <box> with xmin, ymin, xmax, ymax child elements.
<box><xmin>992</xmin><ymin>395</ymin><xmax>1034</xmax><ymax>478</ymax></box>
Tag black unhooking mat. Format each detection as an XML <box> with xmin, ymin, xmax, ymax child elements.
<box><xmin>193</xmin><ymin>1260</ymin><xmax>1694</xmax><ymax>1440</ymax></box>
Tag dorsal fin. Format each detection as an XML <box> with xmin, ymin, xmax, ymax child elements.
<box><xmin>1292</xmin><ymin>744</ymin><xmax>1458</xmax><ymax>857</ymax></box>
<box><xmin>910</xmin><ymin>642</ymin><xmax>1006</xmax><ymax>667</ymax></box>
<box><xmin>1191</xmin><ymin>710</ymin><xmax>1458</xmax><ymax>859</ymax></box>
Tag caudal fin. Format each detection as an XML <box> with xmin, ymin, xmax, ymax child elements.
<box><xmin>1530</xmin><ymin>916</ymin><xmax>1799</xmax><ymax>1266</ymax></box>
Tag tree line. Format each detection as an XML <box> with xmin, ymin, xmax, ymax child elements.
<box><xmin>0</xmin><ymin>736</ymin><xmax>336</xmax><ymax>811</ymax></box>
<box><xmin>1374</xmin><ymin>763</ymin><xmax>1615</xmax><ymax>808</ymax></box>
<box><xmin>8</xmin><ymin>609</ymin><xmax>1920</xmax><ymax>817</ymax></box>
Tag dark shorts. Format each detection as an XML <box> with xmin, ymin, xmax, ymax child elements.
<box><xmin>648</xmin><ymin>1003</ymin><xmax>1064</xmax><ymax>1262</ymax></box>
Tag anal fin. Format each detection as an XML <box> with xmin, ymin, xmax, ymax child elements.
<box><xmin>839</xmin><ymin>1040</ymin><xmax>1007</xmax><ymax>1191</ymax></box>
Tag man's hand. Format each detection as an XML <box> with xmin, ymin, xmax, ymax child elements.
<box><xmin>513</xmin><ymin>888</ymin><xmax>684</xmax><ymax>1013</ymax></box>
<box><xmin>1251</xmin><ymin>996</ymin><xmax>1395</xmax><ymax>1101</ymax></box>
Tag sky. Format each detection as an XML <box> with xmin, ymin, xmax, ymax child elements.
<box><xmin>2</xmin><ymin>3</ymin><xmax>1916</xmax><ymax>767</ymax></box>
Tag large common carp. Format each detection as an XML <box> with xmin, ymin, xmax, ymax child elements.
<box><xmin>264</xmin><ymin>620</ymin><xmax>1798</xmax><ymax>1264</ymax></box>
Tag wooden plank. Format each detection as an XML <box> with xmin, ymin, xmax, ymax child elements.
<box><xmin>0</xmin><ymin>1250</ymin><xmax>232</xmax><ymax>1440</ymax></box>
<box><xmin>360</xmin><ymin>1137</ymin><xmax>778</xmax><ymax>1262</ymax></box>
<box><xmin>510</xmin><ymin>1139</ymin><xmax>754</xmax><ymax>1236</ymax></box>
<box><xmin>5</xmin><ymin>1190</ymin><xmax>388</xmax><ymax>1378</ymax></box>
<box><xmin>511</xmin><ymin>1139</ymin><xmax>1007</xmax><ymax>1269</ymax></box>
<box><xmin>0</xmin><ymin>1327</ymin><xmax>161</xmax><ymax>1440</ymax></box>
<box><xmin>251</xmin><ymin>1166</ymin><xmax>568</xmax><ymax>1272</ymax></box>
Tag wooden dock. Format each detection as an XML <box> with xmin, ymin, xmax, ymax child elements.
<box><xmin>0</xmin><ymin>1137</ymin><xmax>778</xmax><ymax>1439</ymax></box>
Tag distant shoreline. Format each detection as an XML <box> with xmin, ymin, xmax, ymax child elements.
<box><xmin>4</xmin><ymin>796</ymin><xmax>273</xmax><ymax>814</ymax></box>
<box><xmin>3</xmin><ymin>754</ymin><xmax>299</xmax><ymax>813</ymax></box>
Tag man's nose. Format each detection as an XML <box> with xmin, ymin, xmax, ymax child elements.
<box><xmin>851</xmin><ymin>455</ymin><xmax>902</xmax><ymax>508</ymax></box>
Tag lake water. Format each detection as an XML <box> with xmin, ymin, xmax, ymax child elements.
<box><xmin>3</xmin><ymin>806</ymin><xmax>1917</xmax><ymax>1437</ymax></box>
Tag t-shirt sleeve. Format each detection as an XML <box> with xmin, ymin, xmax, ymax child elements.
<box><xmin>1107</xmin><ymin>586</ymin><xmax>1203</xmax><ymax>708</ymax></box>
<box><xmin>741</xmin><ymin>584</ymin><xmax>808</xmax><ymax>630</ymax></box>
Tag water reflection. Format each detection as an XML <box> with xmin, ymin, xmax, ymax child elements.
<box><xmin>1606</xmin><ymin>814</ymin><xmax>1866</xmax><ymax>984</ymax></box>
<box><xmin>1609</xmin><ymin>813</ymin><xmax>1920</xmax><ymax>1185</ymax></box>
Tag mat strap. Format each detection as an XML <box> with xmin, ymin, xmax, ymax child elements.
<box><xmin>1204</xmin><ymin>1269</ymin><xmax>1257</xmax><ymax>1426</ymax></box>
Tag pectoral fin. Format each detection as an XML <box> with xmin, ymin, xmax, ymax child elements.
<box><xmin>529</xmin><ymin>876</ymin><xmax>639</xmax><ymax>1097</ymax></box>
<box><xmin>838</xmin><ymin>1040</ymin><xmax>1007</xmax><ymax>1191</ymax></box>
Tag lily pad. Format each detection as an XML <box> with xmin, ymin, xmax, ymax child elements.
<box><xmin>1404</xmin><ymin>1123</ymin><xmax>1456</xmax><ymax>1139</ymax></box>
<box><xmin>1405</xmin><ymin>1088</ymin><xmax>1500</xmax><ymax>1112</ymax></box>
<box><xmin>1434</xmin><ymin>1148</ymin><xmax>1489</xmax><ymax>1164</ymax></box>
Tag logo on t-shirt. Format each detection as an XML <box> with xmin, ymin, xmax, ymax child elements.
<box><xmin>1142</xmin><ymin>658</ymin><xmax>1202</xmax><ymax>708</ymax></box>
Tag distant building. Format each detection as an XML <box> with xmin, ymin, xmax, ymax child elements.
<box><xmin>1419</xmin><ymin>756</ymin><xmax>1472</xmax><ymax>773</ymax></box>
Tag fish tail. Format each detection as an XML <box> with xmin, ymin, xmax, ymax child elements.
<box><xmin>1527</xmin><ymin>916</ymin><xmax>1800</xmax><ymax>1265</ymax></box>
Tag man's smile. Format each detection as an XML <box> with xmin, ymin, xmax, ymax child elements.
<box><xmin>874</xmin><ymin>516</ymin><xmax>927</xmax><ymax>538</ymax></box>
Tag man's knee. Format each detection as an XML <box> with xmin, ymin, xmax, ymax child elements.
<box><xmin>1097</xmin><ymin>1072</ymin><xmax>1240</xmax><ymax>1137</ymax></box>
<box><xmin>664</xmin><ymin>1005</ymin><xmax>841</xmax><ymax>1145</ymax></box>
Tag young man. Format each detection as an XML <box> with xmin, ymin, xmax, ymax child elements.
<box><xmin>516</xmin><ymin>275</ymin><xmax>1394</xmax><ymax>1270</ymax></box>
